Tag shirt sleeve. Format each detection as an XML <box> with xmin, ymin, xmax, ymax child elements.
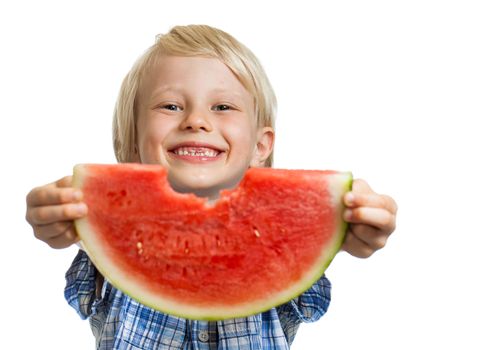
<box><xmin>284</xmin><ymin>274</ymin><xmax>331</xmax><ymax>322</ymax></box>
<box><xmin>276</xmin><ymin>274</ymin><xmax>331</xmax><ymax>344</ymax></box>
<box><xmin>64</xmin><ymin>249</ymin><xmax>99</xmax><ymax>319</ymax></box>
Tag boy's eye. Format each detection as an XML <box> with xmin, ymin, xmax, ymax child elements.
<box><xmin>163</xmin><ymin>104</ymin><xmax>182</xmax><ymax>111</ymax></box>
<box><xmin>212</xmin><ymin>104</ymin><xmax>231</xmax><ymax>111</ymax></box>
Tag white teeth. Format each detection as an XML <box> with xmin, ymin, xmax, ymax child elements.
<box><xmin>174</xmin><ymin>147</ymin><xmax>219</xmax><ymax>157</ymax></box>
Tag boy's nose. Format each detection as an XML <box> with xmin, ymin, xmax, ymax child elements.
<box><xmin>179</xmin><ymin>111</ymin><xmax>213</xmax><ymax>132</ymax></box>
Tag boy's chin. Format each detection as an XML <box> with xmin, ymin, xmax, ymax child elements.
<box><xmin>167</xmin><ymin>173</ymin><xmax>243</xmax><ymax>201</ymax></box>
<box><xmin>168</xmin><ymin>175</ymin><xmax>219</xmax><ymax>199</ymax></box>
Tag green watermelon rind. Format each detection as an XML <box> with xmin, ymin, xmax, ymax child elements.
<box><xmin>73</xmin><ymin>165</ymin><xmax>352</xmax><ymax>321</ymax></box>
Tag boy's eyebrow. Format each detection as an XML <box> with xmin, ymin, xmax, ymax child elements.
<box><xmin>209</xmin><ymin>87</ymin><xmax>243</xmax><ymax>97</ymax></box>
<box><xmin>151</xmin><ymin>85</ymin><xmax>245</xmax><ymax>99</ymax></box>
<box><xmin>151</xmin><ymin>85</ymin><xmax>184</xmax><ymax>97</ymax></box>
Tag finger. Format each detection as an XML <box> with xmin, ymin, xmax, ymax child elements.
<box><xmin>351</xmin><ymin>179</ymin><xmax>372</xmax><ymax>193</ymax></box>
<box><xmin>344</xmin><ymin>192</ymin><xmax>397</xmax><ymax>214</ymax></box>
<box><xmin>46</xmin><ymin>226</ymin><xmax>80</xmax><ymax>249</ymax></box>
<box><xmin>349</xmin><ymin>223</ymin><xmax>388</xmax><ymax>251</ymax></box>
<box><xmin>26</xmin><ymin>176</ymin><xmax>75</xmax><ymax>206</ymax></box>
<box><xmin>33</xmin><ymin>221</ymin><xmax>76</xmax><ymax>241</ymax></box>
<box><xmin>344</xmin><ymin>207</ymin><xmax>395</xmax><ymax>233</ymax></box>
<box><xmin>341</xmin><ymin>230</ymin><xmax>375</xmax><ymax>259</ymax></box>
<box><xmin>55</xmin><ymin>176</ymin><xmax>73</xmax><ymax>188</ymax></box>
<box><xmin>27</xmin><ymin>185</ymin><xmax>82</xmax><ymax>207</ymax></box>
<box><xmin>27</xmin><ymin>202</ymin><xmax>87</xmax><ymax>225</ymax></box>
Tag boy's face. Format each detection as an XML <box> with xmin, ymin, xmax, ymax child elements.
<box><xmin>135</xmin><ymin>55</ymin><xmax>274</xmax><ymax>199</ymax></box>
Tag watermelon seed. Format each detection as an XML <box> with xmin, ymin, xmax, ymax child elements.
<box><xmin>136</xmin><ymin>242</ymin><xmax>143</xmax><ymax>255</ymax></box>
<box><xmin>185</xmin><ymin>248</ymin><xmax>189</xmax><ymax>254</ymax></box>
<box><xmin>254</xmin><ymin>229</ymin><xmax>261</xmax><ymax>238</ymax></box>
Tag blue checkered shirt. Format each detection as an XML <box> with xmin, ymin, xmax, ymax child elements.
<box><xmin>65</xmin><ymin>250</ymin><xmax>331</xmax><ymax>349</ymax></box>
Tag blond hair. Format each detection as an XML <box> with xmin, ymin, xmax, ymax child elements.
<box><xmin>113</xmin><ymin>24</ymin><xmax>277</xmax><ymax>167</ymax></box>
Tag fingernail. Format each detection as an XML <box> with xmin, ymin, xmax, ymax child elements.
<box><xmin>345</xmin><ymin>193</ymin><xmax>354</xmax><ymax>206</ymax></box>
<box><xmin>73</xmin><ymin>191</ymin><xmax>83</xmax><ymax>201</ymax></box>
<box><xmin>343</xmin><ymin>209</ymin><xmax>352</xmax><ymax>221</ymax></box>
<box><xmin>74</xmin><ymin>203</ymin><xmax>87</xmax><ymax>215</ymax></box>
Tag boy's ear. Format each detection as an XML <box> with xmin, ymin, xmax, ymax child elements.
<box><xmin>250</xmin><ymin>127</ymin><xmax>275</xmax><ymax>167</ymax></box>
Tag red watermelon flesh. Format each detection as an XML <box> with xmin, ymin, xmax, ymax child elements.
<box><xmin>73</xmin><ymin>163</ymin><xmax>352</xmax><ymax>320</ymax></box>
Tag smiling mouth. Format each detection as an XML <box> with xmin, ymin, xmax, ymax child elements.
<box><xmin>169</xmin><ymin>145</ymin><xmax>224</xmax><ymax>161</ymax></box>
<box><xmin>173</xmin><ymin>147</ymin><xmax>220</xmax><ymax>157</ymax></box>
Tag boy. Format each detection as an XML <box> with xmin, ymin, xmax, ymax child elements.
<box><xmin>26</xmin><ymin>25</ymin><xmax>397</xmax><ymax>349</ymax></box>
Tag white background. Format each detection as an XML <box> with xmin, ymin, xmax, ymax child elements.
<box><xmin>1</xmin><ymin>0</ymin><xmax>502</xmax><ymax>349</ymax></box>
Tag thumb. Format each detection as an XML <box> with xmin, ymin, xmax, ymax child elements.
<box><xmin>55</xmin><ymin>175</ymin><xmax>73</xmax><ymax>188</ymax></box>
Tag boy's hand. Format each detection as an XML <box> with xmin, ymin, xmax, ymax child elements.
<box><xmin>341</xmin><ymin>179</ymin><xmax>397</xmax><ymax>258</ymax></box>
<box><xmin>25</xmin><ymin>176</ymin><xmax>87</xmax><ymax>249</ymax></box>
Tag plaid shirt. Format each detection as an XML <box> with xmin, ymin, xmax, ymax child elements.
<box><xmin>65</xmin><ymin>250</ymin><xmax>331</xmax><ymax>349</ymax></box>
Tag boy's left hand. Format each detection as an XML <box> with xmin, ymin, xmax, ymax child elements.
<box><xmin>341</xmin><ymin>179</ymin><xmax>397</xmax><ymax>258</ymax></box>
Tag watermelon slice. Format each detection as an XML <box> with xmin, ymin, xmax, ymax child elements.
<box><xmin>73</xmin><ymin>164</ymin><xmax>352</xmax><ymax>320</ymax></box>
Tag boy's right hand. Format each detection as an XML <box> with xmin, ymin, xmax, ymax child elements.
<box><xmin>25</xmin><ymin>176</ymin><xmax>88</xmax><ymax>249</ymax></box>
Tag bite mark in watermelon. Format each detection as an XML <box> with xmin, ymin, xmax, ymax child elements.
<box><xmin>73</xmin><ymin>164</ymin><xmax>352</xmax><ymax>320</ymax></box>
